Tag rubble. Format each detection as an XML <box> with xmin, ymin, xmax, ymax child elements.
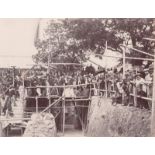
<box><xmin>23</xmin><ymin>113</ymin><xmax>57</xmax><ymax>137</ymax></box>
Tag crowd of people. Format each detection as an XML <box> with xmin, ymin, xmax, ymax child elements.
<box><xmin>101</xmin><ymin>63</ymin><xmax>154</xmax><ymax>110</ymax></box>
<box><xmin>0</xmin><ymin>62</ymin><xmax>154</xmax><ymax>117</ymax></box>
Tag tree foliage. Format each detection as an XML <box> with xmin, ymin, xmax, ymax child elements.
<box><xmin>33</xmin><ymin>18</ymin><xmax>155</xmax><ymax>66</ymax></box>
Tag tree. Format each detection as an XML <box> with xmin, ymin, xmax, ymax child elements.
<box><xmin>33</xmin><ymin>18</ymin><xmax>155</xmax><ymax>66</ymax></box>
<box><xmin>112</xmin><ymin>19</ymin><xmax>155</xmax><ymax>65</ymax></box>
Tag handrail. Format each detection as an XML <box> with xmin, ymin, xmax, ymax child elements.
<box><xmin>25</xmin><ymin>82</ymin><xmax>96</xmax><ymax>89</ymax></box>
<box><xmin>120</xmin><ymin>44</ymin><xmax>155</xmax><ymax>58</ymax></box>
<box><xmin>130</xmin><ymin>93</ymin><xmax>152</xmax><ymax>101</ymax></box>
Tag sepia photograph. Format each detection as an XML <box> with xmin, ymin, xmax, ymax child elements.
<box><xmin>0</xmin><ymin>18</ymin><xmax>155</xmax><ymax>137</ymax></box>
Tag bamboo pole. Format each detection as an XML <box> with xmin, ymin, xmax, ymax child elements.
<box><xmin>123</xmin><ymin>48</ymin><xmax>126</xmax><ymax>79</ymax></box>
<box><xmin>130</xmin><ymin>93</ymin><xmax>152</xmax><ymax>101</ymax></box>
<box><xmin>143</xmin><ymin>38</ymin><xmax>155</xmax><ymax>42</ymax></box>
<box><xmin>143</xmin><ymin>36</ymin><xmax>155</xmax><ymax>136</ymax></box>
<box><xmin>120</xmin><ymin>44</ymin><xmax>154</xmax><ymax>58</ymax></box>
<box><xmin>11</xmin><ymin>66</ymin><xmax>16</xmax><ymax>87</ymax></box>
<box><xmin>0</xmin><ymin>122</ymin><xmax>3</xmax><ymax>137</ymax></box>
<box><xmin>62</xmin><ymin>87</ymin><xmax>66</xmax><ymax>135</ymax></box>
<box><xmin>94</xmin><ymin>54</ymin><xmax>154</xmax><ymax>62</ymax></box>
<box><xmin>36</xmin><ymin>97</ymin><xmax>38</xmax><ymax>113</ymax></box>
<box><xmin>151</xmin><ymin>48</ymin><xmax>155</xmax><ymax>136</ymax></box>
<box><xmin>105</xmin><ymin>41</ymin><xmax>107</xmax><ymax>53</ymax></box>
<box><xmin>122</xmin><ymin>47</ymin><xmax>126</xmax><ymax>104</ymax></box>
<box><xmin>41</xmin><ymin>97</ymin><xmax>62</xmax><ymax>114</ymax></box>
<box><xmin>95</xmin><ymin>54</ymin><xmax>154</xmax><ymax>61</ymax></box>
<box><xmin>50</xmin><ymin>63</ymin><xmax>82</xmax><ymax>66</ymax></box>
<box><xmin>105</xmin><ymin>75</ymin><xmax>108</xmax><ymax>98</ymax></box>
<box><xmin>125</xmin><ymin>56</ymin><xmax>154</xmax><ymax>61</ymax></box>
<box><xmin>48</xmin><ymin>97</ymin><xmax>51</xmax><ymax>113</ymax></box>
<box><xmin>25</xmin><ymin>82</ymin><xmax>97</xmax><ymax>89</ymax></box>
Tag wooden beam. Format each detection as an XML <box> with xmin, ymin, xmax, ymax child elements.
<box><xmin>62</xmin><ymin>87</ymin><xmax>66</xmax><ymax>135</ymax></box>
<box><xmin>130</xmin><ymin>94</ymin><xmax>152</xmax><ymax>101</ymax></box>
<box><xmin>50</xmin><ymin>63</ymin><xmax>82</xmax><ymax>66</ymax></box>
<box><xmin>41</xmin><ymin>97</ymin><xmax>62</xmax><ymax>114</ymax></box>
<box><xmin>120</xmin><ymin>44</ymin><xmax>154</xmax><ymax>58</ymax></box>
<box><xmin>0</xmin><ymin>117</ymin><xmax>31</xmax><ymax>121</ymax></box>
<box><xmin>142</xmin><ymin>35</ymin><xmax>155</xmax><ymax>136</ymax></box>
<box><xmin>26</xmin><ymin>82</ymin><xmax>96</xmax><ymax>89</ymax></box>
<box><xmin>95</xmin><ymin>54</ymin><xmax>154</xmax><ymax>61</ymax></box>
<box><xmin>123</xmin><ymin>47</ymin><xmax>126</xmax><ymax>79</ymax></box>
<box><xmin>143</xmin><ymin>38</ymin><xmax>155</xmax><ymax>41</ymax></box>
<box><xmin>151</xmin><ymin>43</ymin><xmax>155</xmax><ymax>136</ymax></box>
<box><xmin>36</xmin><ymin>97</ymin><xmax>38</xmax><ymax>113</ymax></box>
<box><xmin>0</xmin><ymin>122</ymin><xmax>3</xmax><ymax>136</ymax></box>
<box><xmin>124</xmin><ymin>56</ymin><xmax>154</xmax><ymax>61</ymax></box>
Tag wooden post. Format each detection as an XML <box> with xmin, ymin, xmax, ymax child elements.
<box><xmin>105</xmin><ymin>41</ymin><xmax>108</xmax><ymax>97</ymax></box>
<box><xmin>11</xmin><ymin>66</ymin><xmax>16</xmax><ymax>87</ymax></box>
<box><xmin>62</xmin><ymin>86</ymin><xmax>65</xmax><ymax>135</ymax></box>
<box><xmin>36</xmin><ymin>97</ymin><xmax>38</xmax><ymax>113</ymax></box>
<box><xmin>143</xmin><ymin>36</ymin><xmax>155</xmax><ymax>136</ymax></box>
<box><xmin>122</xmin><ymin>47</ymin><xmax>126</xmax><ymax>104</ymax></box>
<box><xmin>48</xmin><ymin>96</ymin><xmax>51</xmax><ymax>113</ymax></box>
<box><xmin>0</xmin><ymin>122</ymin><xmax>3</xmax><ymax>137</ymax></box>
<box><xmin>0</xmin><ymin>100</ymin><xmax>1</xmax><ymax>116</ymax></box>
<box><xmin>47</xmin><ymin>53</ymin><xmax>50</xmax><ymax>74</ymax></box>
<box><xmin>89</xmin><ymin>83</ymin><xmax>92</xmax><ymax>98</ymax></box>
<box><xmin>133</xmin><ymin>85</ymin><xmax>137</xmax><ymax>107</ymax></box>
<box><xmin>151</xmin><ymin>48</ymin><xmax>155</xmax><ymax>136</ymax></box>
<box><xmin>123</xmin><ymin>47</ymin><xmax>126</xmax><ymax>79</ymax></box>
<box><xmin>105</xmin><ymin>41</ymin><xmax>107</xmax><ymax>52</ymax></box>
<box><xmin>105</xmin><ymin>74</ymin><xmax>108</xmax><ymax>98</ymax></box>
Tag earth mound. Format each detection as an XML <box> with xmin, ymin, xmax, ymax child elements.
<box><xmin>23</xmin><ymin>113</ymin><xmax>56</xmax><ymax>137</ymax></box>
<box><xmin>86</xmin><ymin>97</ymin><xmax>151</xmax><ymax>137</ymax></box>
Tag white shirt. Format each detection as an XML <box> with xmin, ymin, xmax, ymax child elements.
<box><xmin>116</xmin><ymin>82</ymin><xmax>123</xmax><ymax>94</ymax></box>
<box><xmin>62</xmin><ymin>87</ymin><xmax>76</xmax><ymax>98</ymax></box>
<box><xmin>135</xmin><ymin>78</ymin><xmax>146</xmax><ymax>92</ymax></box>
<box><xmin>145</xmin><ymin>74</ymin><xmax>152</xmax><ymax>83</ymax></box>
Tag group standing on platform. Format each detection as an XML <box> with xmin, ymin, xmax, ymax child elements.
<box><xmin>0</xmin><ymin>62</ymin><xmax>154</xmax><ymax>117</ymax></box>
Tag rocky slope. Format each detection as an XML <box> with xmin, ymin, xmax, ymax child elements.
<box><xmin>86</xmin><ymin>96</ymin><xmax>151</xmax><ymax>137</ymax></box>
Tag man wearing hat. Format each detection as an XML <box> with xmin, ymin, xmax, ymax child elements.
<box><xmin>144</xmin><ymin>68</ymin><xmax>152</xmax><ymax>83</ymax></box>
<box><xmin>2</xmin><ymin>88</ymin><xmax>14</xmax><ymax>116</ymax></box>
<box><xmin>137</xmin><ymin>83</ymin><xmax>149</xmax><ymax>109</ymax></box>
<box><xmin>135</xmin><ymin>73</ymin><xmax>146</xmax><ymax>90</ymax></box>
<box><xmin>145</xmin><ymin>67</ymin><xmax>153</xmax><ymax>109</ymax></box>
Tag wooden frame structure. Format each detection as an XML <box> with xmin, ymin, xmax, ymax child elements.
<box><xmin>24</xmin><ymin>82</ymin><xmax>93</xmax><ymax>135</ymax></box>
<box><xmin>0</xmin><ymin>61</ymin><xmax>89</xmax><ymax>136</ymax></box>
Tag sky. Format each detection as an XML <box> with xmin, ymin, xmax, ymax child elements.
<box><xmin>0</xmin><ymin>19</ymin><xmax>39</xmax><ymax>68</ymax></box>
